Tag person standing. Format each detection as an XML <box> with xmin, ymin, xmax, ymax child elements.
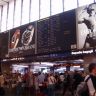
<box><xmin>47</xmin><ymin>73</ymin><xmax>56</xmax><ymax>96</ymax></box>
<box><xmin>85</xmin><ymin>63</ymin><xmax>96</xmax><ymax>96</ymax></box>
<box><xmin>73</xmin><ymin>70</ymin><xmax>84</xmax><ymax>91</ymax></box>
<box><xmin>37</xmin><ymin>72</ymin><xmax>45</xmax><ymax>96</ymax></box>
<box><xmin>15</xmin><ymin>73</ymin><xmax>23</xmax><ymax>96</ymax></box>
<box><xmin>29</xmin><ymin>71</ymin><xmax>35</xmax><ymax>96</ymax></box>
<box><xmin>0</xmin><ymin>73</ymin><xmax>5</xmax><ymax>96</ymax></box>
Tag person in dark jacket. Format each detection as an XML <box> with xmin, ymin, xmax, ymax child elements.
<box><xmin>62</xmin><ymin>71</ymin><xmax>71</xmax><ymax>96</ymax></box>
<box><xmin>0</xmin><ymin>85</ymin><xmax>5</xmax><ymax>96</ymax></box>
<box><xmin>73</xmin><ymin>70</ymin><xmax>84</xmax><ymax>90</ymax></box>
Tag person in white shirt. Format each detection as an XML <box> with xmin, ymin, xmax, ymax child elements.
<box><xmin>47</xmin><ymin>73</ymin><xmax>56</xmax><ymax>96</ymax></box>
<box><xmin>37</xmin><ymin>72</ymin><xmax>45</xmax><ymax>95</ymax></box>
<box><xmin>85</xmin><ymin>63</ymin><xmax>96</xmax><ymax>96</ymax></box>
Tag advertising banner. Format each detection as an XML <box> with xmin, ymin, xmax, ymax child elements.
<box><xmin>9</xmin><ymin>22</ymin><xmax>36</xmax><ymax>57</ymax></box>
<box><xmin>76</xmin><ymin>3</ymin><xmax>96</xmax><ymax>50</ymax></box>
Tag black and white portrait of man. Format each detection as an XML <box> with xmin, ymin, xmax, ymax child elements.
<box><xmin>77</xmin><ymin>3</ymin><xmax>96</xmax><ymax>50</ymax></box>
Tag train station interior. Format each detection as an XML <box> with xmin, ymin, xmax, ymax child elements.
<box><xmin>0</xmin><ymin>0</ymin><xmax>96</xmax><ymax>96</ymax></box>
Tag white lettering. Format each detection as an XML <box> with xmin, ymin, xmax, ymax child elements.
<box><xmin>9</xmin><ymin>44</ymin><xmax>35</xmax><ymax>53</ymax></box>
<box><xmin>71</xmin><ymin>50</ymin><xmax>93</xmax><ymax>55</ymax></box>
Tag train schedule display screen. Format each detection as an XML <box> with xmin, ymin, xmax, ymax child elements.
<box><xmin>37</xmin><ymin>9</ymin><xmax>76</xmax><ymax>54</ymax></box>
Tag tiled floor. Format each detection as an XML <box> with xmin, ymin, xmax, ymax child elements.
<box><xmin>4</xmin><ymin>87</ymin><xmax>74</xmax><ymax>96</ymax></box>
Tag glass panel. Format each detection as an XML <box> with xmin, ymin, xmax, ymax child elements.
<box><xmin>40</xmin><ymin>0</ymin><xmax>50</xmax><ymax>19</ymax></box>
<box><xmin>78</xmin><ymin>0</ymin><xmax>94</xmax><ymax>7</ymax></box>
<box><xmin>22</xmin><ymin>0</ymin><xmax>30</xmax><ymax>25</ymax></box>
<box><xmin>14</xmin><ymin>0</ymin><xmax>22</xmax><ymax>27</ymax></box>
<box><xmin>64</xmin><ymin>0</ymin><xmax>77</xmax><ymax>11</ymax></box>
<box><xmin>30</xmin><ymin>0</ymin><xmax>39</xmax><ymax>22</ymax></box>
<box><xmin>1</xmin><ymin>5</ymin><xmax>8</xmax><ymax>32</ymax></box>
<box><xmin>51</xmin><ymin>0</ymin><xmax>63</xmax><ymax>15</ymax></box>
<box><xmin>7</xmin><ymin>0</ymin><xmax>14</xmax><ymax>30</ymax></box>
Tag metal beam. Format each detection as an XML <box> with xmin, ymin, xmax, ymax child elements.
<box><xmin>1</xmin><ymin>0</ymin><xmax>8</xmax><ymax>3</ymax></box>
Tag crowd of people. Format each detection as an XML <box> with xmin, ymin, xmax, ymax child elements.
<box><xmin>0</xmin><ymin>69</ymin><xmax>85</xmax><ymax>96</ymax></box>
<box><xmin>0</xmin><ymin>63</ymin><xmax>96</xmax><ymax>96</ymax></box>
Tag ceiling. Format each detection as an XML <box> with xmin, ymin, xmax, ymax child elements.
<box><xmin>0</xmin><ymin>0</ymin><xmax>12</xmax><ymax>6</ymax></box>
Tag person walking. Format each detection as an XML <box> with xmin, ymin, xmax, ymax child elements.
<box><xmin>0</xmin><ymin>72</ymin><xmax>5</xmax><ymax>96</ymax></box>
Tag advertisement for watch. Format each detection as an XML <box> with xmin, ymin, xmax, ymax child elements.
<box><xmin>9</xmin><ymin>22</ymin><xmax>36</xmax><ymax>57</ymax></box>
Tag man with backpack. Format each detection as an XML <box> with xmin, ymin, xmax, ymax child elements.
<box><xmin>85</xmin><ymin>63</ymin><xmax>96</xmax><ymax>96</ymax></box>
<box><xmin>76</xmin><ymin>63</ymin><xmax>96</xmax><ymax>96</ymax></box>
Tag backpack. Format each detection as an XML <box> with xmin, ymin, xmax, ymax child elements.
<box><xmin>75</xmin><ymin>76</ymin><xmax>90</xmax><ymax>96</ymax></box>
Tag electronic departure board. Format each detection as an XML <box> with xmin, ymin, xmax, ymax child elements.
<box><xmin>37</xmin><ymin>9</ymin><xmax>76</xmax><ymax>54</ymax></box>
<box><xmin>9</xmin><ymin>22</ymin><xmax>36</xmax><ymax>57</ymax></box>
<box><xmin>0</xmin><ymin>9</ymin><xmax>77</xmax><ymax>58</ymax></box>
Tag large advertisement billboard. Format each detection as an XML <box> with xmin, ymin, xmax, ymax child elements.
<box><xmin>9</xmin><ymin>22</ymin><xmax>36</xmax><ymax>57</ymax></box>
<box><xmin>76</xmin><ymin>3</ymin><xmax>96</xmax><ymax>50</ymax></box>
